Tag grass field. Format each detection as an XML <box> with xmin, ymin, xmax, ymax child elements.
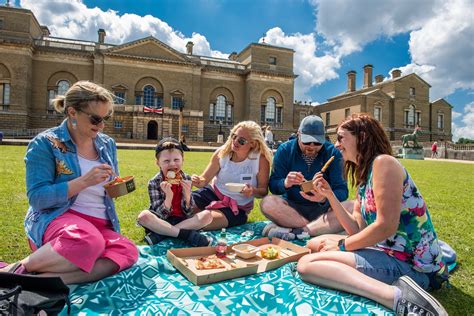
<box><xmin>0</xmin><ymin>145</ymin><xmax>473</xmax><ymax>314</ymax></box>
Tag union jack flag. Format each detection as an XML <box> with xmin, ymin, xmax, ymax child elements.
<box><xmin>144</xmin><ymin>106</ymin><xmax>163</xmax><ymax>114</ymax></box>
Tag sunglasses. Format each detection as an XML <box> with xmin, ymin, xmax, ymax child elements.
<box><xmin>78</xmin><ymin>109</ymin><xmax>112</xmax><ymax>125</ymax></box>
<box><xmin>231</xmin><ymin>133</ymin><xmax>249</xmax><ymax>145</ymax></box>
<box><xmin>299</xmin><ymin>136</ymin><xmax>322</xmax><ymax>146</ymax></box>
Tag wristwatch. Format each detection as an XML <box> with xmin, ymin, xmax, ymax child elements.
<box><xmin>338</xmin><ymin>238</ymin><xmax>346</xmax><ymax>251</ymax></box>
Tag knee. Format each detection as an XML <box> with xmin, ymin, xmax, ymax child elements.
<box><xmin>198</xmin><ymin>210</ymin><xmax>213</xmax><ymax>226</ymax></box>
<box><xmin>306</xmin><ymin>237</ymin><xmax>322</xmax><ymax>251</ymax></box>
<box><xmin>78</xmin><ymin>229</ymin><xmax>106</xmax><ymax>259</ymax></box>
<box><xmin>137</xmin><ymin>210</ymin><xmax>155</xmax><ymax>226</ymax></box>
<box><xmin>297</xmin><ymin>256</ymin><xmax>312</xmax><ymax>276</ymax></box>
<box><xmin>260</xmin><ymin>195</ymin><xmax>280</xmax><ymax>215</ymax></box>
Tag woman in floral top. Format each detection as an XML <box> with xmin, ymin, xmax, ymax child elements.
<box><xmin>297</xmin><ymin>113</ymin><xmax>447</xmax><ymax>316</ymax></box>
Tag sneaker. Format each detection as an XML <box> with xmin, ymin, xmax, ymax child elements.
<box><xmin>267</xmin><ymin>227</ymin><xmax>295</xmax><ymax>241</ymax></box>
<box><xmin>187</xmin><ymin>231</ymin><xmax>213</xmax><ymax>247</ymax></box>
<box><xmin>262</xmin><ymin>222</ymin><xmax>279</xmax><ymax>237</ymax></box>
<box><xmin>144</xmin><ymin>232</ymin><xmax>166</xmax><ymax>245</ymax></box>
<box><xmin>393</xmin><ymin>276</ymin><xmax>448</xmax><ymax>316</ymax></box>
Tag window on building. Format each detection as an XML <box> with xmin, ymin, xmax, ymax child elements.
<box><xmin>172</xmin><ymin>96</ymin><xmax>183</xmax><ymax>110</ymax></box>
<box><xmin>409</xmin><ymin>87</ymin><xmax>416</xmax><ymax>98</ymax></box>
<box><xmin>265</xmin><ymin>97</ymin><xmax>276</xmax><ymax>123</ymax></box>
<box><xmin>143</xmin><ymin>85</ymin><xmax>155</xmax><ymax>107</ymax></box>
<box><xmin>113</xmin><ymin>121</ymin><xmax>123</xmax><ymax>129</ymax></box>
<box><xmin>437</xmin><ymin>114</ymin><xmax>444</xmax><ymax>129</ymax></box>
<box><xmin>260</xmin><ymin>97</ymin><xmax>282</xmax><ymax>126</ymax></box>
<box><xmin>57</xmin><ymin>80</ymin><xmax>69</xmax><ymax>96</ymax></box>
<box><xmin>405</xmin><ymin>105</ymin><xmax>416</xmax><ymax>127</ymax></box>
<box><xmin>47</xmin><ymin>80</ymin><xmax>70</xmax><ymax>114</ymax></box>
<box><xmin>269</xmin><ymin>56</ymin><xmax>277</xmax><ymax>65</ymax></box>
<box><xmin>0</xmin><ymin>19</ymin><xmax>4</xmax><ymax>30</ymax></box>
<box><xmin>209</xmin><ymin>95</ymin><xmax>232</xmax><ymax>124</ymax></box>
<box><xmin>326</xmin><ymin>112</ymin><xmax>330</xmax><ymax>127</ymax></box>
<box><xmin>374</xmin><ymin>107</ymin><xmax>381</xmax><ymax>121</ymax></box>
<box><xmin>226</xmin><ymin>103</ymin><xmax>232</xmax><ymax>123</ymax></box>
<box><xmin>215</xmin><ymin>95</ymin><xmax>226</xmax><ymax>122</ymax></box>
<box><xmin>114</xmin><ymin>91</ymin><xmax>125</xmax><ymax>104</ymax></box>
<box><xmin>209</xmin><ymin>103</ymin><xmax>214</xmax><ymax>120</ymax></box>
<box><xmin>416</xmin><ymin>111</ymin><xmax>421</xmax><ymax>126</ymax></box>
<box><xmin>345</xmin><ymin>108</ymin><xmax>350</xmax><ymax>118</ymax></box>
<box><xmin>182</xmin><ymin>125</ymin><xmax>189</xmax><ymax>133</ymax></box>
<box><xmin>0</xmin><ymin>83</ymin><xmax>10</xmax><ymax>111</ymax></box>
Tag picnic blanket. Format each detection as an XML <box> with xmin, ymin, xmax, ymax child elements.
<box><xmin>62</xmin><ymin>222</ymin><xmax>393</xmax><ymax>315</ymax></box>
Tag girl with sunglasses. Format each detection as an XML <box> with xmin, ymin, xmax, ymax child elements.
<box><xmin>191</xmin><ymin>121</ymin><xmax>272</xmax><ymax>229</ymax></box>
<box><xmin>0</xmin><ymin>81</ymin><xmax>138</xmax><ymax>284</ymax></box>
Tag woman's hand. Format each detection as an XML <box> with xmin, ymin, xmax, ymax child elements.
<box><xmin>317</xmin><ymin>238</ymin><xmax>341</xmax><ymax>252</ymax></box>
<box><xmin>81</xmin><ymin>164</ymin><xmax>113</xmax><ymax>187</ymax></box>
<box><xmin>191</xmin><ymin>174</ymin><xmax>206</xmax><ymax>188</ymax></box>
<box><xmin>284</xmin><ymin>171</ymin><xmax>305</xmax><ymax>188</ymax></box>
<box><xmin>312</xmin><ymin>173</ymin><xmax>334</xmax><ymax>199</ymax></box>
<box><xmin>241</xmin><ymin>183</ymin><xmax>254</xmax><ymax>197</ymax></box>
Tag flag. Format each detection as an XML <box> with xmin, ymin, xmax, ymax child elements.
<box><xmin>144</xmin><ymin>106</ymin><xmax>163</xmax><ymax>114</ymax></box>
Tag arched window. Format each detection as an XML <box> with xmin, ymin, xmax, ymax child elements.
<box><xmin>209</xmin><ymin>95</ymin><xmax>233</xmax><ymax>124</ymax></box>
<box><xmin>47</xmin><ymin>80</ymin><xmax>70</xmax><ymax>114</ymax></box>
<box><xmin>0</xmin><ymin>83</ymin><xmax>10</xmax><ymax>111</ymax></box>
<box><xmin>57</xmin><ymin>80</ymin><xmax>70</xmax><ymax>96</ymax></box>
<box><xmin>265</xmin><ymin>97</ymin><xmax>276</xmax><ymax>123</ymax></box>
<box><xmin>261</xmin><ymin>97</ymin><xmax>282</xmax><ymax>126</ymax></box>
<box><xmin>405</xmin><ymin>105</ymin><xmax>415</xmax><ymax>127</ymax></box>
<box><xmin>215</xmin><ymin>95</ymin><xmax>226</xmax><ymax>121</ymax></box>
<box><xmin>143</xmin><ymin>85</ymin><xmax>155</xmax><ymax>107</ymax></box>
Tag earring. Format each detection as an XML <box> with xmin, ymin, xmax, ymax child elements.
<box><xmin>71</xmin><ymin>118</ymin><xmax>77</xmax><ymax>130</ymax></box>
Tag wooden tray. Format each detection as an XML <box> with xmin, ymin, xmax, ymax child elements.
<box><xmin>167</xmin><ymin>237</ymin><xmax>310</xmax><ymax>286</ymax></box>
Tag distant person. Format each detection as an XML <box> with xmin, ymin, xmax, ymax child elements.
<box><xmin>137</xmin><ymin>138</ymin><xmax>212</xmax><ymax>246</ymax></box>
<box><xmin>191</xmin><ymin>121</ymin><xmax>272</xmax><ymax>229</ymax></box>
<box><xmin>431</xmin><ymin>141</ymin><xmax>438</xmax><ymax>158</ymax></box>
<box><xmin>288</xmin><ymin>130</ymin><xmax>297</xmax><ymax>140</ymax></box>
<box><xmin>0</xmin><ymin>81</ymin><xmax>138</xmax><ymax>284</ymax></box>
<box><xmin>180</xmin><ymin>134</ymin><xmax>190</xmax><ymax>151</ymax></box>
<box><xmin>298</xmin><ymin>113</ymin><xmax>447</xmax><ymax>316</ymax></box>
<box><xmin>260</xmin><ymin>115</ymin><xmax>349</xmax><ymax>240</ymax></box>
<box><xmin>264</xmin><ymin>125</ymin><xmax>274</xmax><ymax>148</ymax></box>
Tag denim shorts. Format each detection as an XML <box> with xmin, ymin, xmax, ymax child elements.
<box><xmin>353</xmin><ymin>248</ymin><xmax>430</xmax><ymax>289</ymax></box>
<box><xmin>192</xmin><ymin>186</ymin><xmax>248</xmax><ymax>227</ymax></box>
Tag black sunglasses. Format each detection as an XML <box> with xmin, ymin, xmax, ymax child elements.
<box><xmin>78</xmin><ymin>109</ymin><xmax>112</xmax><ymax>125</ymax></box>
<box><xmin>231</xmin><ymin>133</ymin><xmax>248</xmax><ymax>145</ymax></box>
<box><xmin>299</xmin><ymin>136</ymin><xmax>322</xmax><ymax>146</ymax></box>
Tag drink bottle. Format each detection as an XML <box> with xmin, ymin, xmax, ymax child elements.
<box><xmin>215</xmin><ymin>228</ymin><xmax>227</xmax><ymax>258</ymax></box>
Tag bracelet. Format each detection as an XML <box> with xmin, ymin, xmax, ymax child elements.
<box><xmin>338</xmin><ymin>238</ymin><xmax>346</xmax><ymax>251</ymax></box>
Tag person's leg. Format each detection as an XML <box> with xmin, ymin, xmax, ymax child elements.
<box><xmin>203</xmin><ymin>207</ymin><xmax>248</xmax><ymax>230</ymax></box>
<box><xmin>137</xmin><ymin>210</ymin><xmax>180</xmax><ymax>237</ymax></box>
<box><xmin>260</xmin><ymin>195</ymin><xmax>309</xmax><ymax>228</ymax></box>
<box><xmin>304</xmin><ymin>200</ymin><xmax>354</xmax><ymax>236</ymax></box>
<box><xmin>175</xmin><ymin>210</ymin><xmax>213</xmax><ymax>230</ymax></box>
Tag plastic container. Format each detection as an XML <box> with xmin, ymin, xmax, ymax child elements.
<box><xmin>233</xmin><ymin>244</ymin><xmax>259</xmax><ymax>259</ymax></box>
<box><xmin>215</xmin><ymin>228</ymin><xmax>227</xmax><ymax>258</ymax></box>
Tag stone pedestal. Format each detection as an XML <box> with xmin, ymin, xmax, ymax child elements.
<box><xmin>401</xmin><ymin>147</ymin><xmax>424</xmax><ymax>160</ymax></box>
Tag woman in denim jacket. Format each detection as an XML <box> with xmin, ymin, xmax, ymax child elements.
<box><xmin>0</xmin><ymin>81</ymin><xmax>138</xmax><ymax>284</ymax></box>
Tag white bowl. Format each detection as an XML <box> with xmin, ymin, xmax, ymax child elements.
<box><xmin>233</xmin><ymin>244</ymin><xmax>259</xmax><ymax>259</ymax></box>
<box><xmin>225</xmin><ymin>183</ymin><xmax>246</xmax><ymax>193</ymax></box>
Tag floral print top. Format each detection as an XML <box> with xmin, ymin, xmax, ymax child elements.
<box><xmin>358</xmin><ymin>162</ymin><xmax>443</xmax><ymax>273</ymax></box>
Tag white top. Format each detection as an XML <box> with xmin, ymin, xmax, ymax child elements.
<box><xmin>70</xmin><ymin>156</ymin><xmax>108</xmax><ymax>219</ymax></box>
<box><xmin>213</xmin><ymin>148</ymin><xmax>260</xmax><ymax>206</ymax></box>
<box><xmin>265</xmin><ymin>130</ymin><xmax>274</xmax><ymax>143</ymax></box>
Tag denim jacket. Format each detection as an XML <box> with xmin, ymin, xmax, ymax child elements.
<box><xmin>24</xmin><ymin>119</ymin><xmax>120</xmax><ymax>248</ymax></box>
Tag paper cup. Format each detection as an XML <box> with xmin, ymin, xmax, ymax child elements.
<box><xmin>104</xmin><ymin>176</ymin><xmax>136</xmax><ymax>198</ymax></box>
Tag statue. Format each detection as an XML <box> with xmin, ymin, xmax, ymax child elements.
<box><xmin>401</xmin><ymin>126</ymin><xmax>422</xmax><ymax>148</ymax></box>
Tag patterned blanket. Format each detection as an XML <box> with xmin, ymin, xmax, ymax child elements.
<box><xmin>63</xmin><ymin>222</ymin><xmax>392</xmax><ymax>315</ymax></box>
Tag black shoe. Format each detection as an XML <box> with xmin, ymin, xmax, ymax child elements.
<box><xmin>393</xmin><ymin>276</ymin><xmax>448</xmax><ymax>316</ymax></box>
<box><xmin>144</xmin><ymin>232</ymin><xmax>166</xmax><ymax>245</ymax></box>
<box><xmin>187</xmin><ymin>231</ymin><xmax>213</xmax><ymax>247</ymax></box>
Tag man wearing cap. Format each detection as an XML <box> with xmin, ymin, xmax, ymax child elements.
<box><xmin>260</xmin><ymin>115</ymin><xmax>349</xmax><ymax>240</ymax></box>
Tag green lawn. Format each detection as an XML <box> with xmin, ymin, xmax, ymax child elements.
<box><xmin>1</xmin><ymin>145</ymin><xmax>473</xmax><ymax>314</ymax></box>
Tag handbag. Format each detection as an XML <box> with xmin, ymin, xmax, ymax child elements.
<box><xmin>0</xmin><ymin>272</ymin><xmax>70</xmax><ymax>315</ymax></box>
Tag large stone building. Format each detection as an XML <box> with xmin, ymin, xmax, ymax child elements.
<box><xmin>296</xmin><ymin>65</ymin><xmax>453</xmax><ymax>142</ymax></box>
<box><xmin>0</xmin><ymin>5</ymin><xmax>296</xmax><ymax>142</ymax></box>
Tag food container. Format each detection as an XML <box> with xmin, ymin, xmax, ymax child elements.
<box><xmin>232</xmin><ymin>244</ymin><xmax>259</xmax><ymax>259</ymax></box>
<box><xmin>225</xmin><ymin>183</ymin><xmax>246</xmax><ymax>193</ymax></box>
<box><xmin>104</xmin><ymin>176</ymin><xmax>136</xmax><ymax>198</ymax></box>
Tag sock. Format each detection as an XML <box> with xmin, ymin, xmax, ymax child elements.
<box><xmin>393</xmin><ymin>286</ymin><xmax>402</xmax><ymax>311</ymax></box>
<box><xmin>292</xmin><ymin>228</ymin><xmax>305</xmax><ymax>235</ymax></box>
<box><xmin>177</xmin><ymin>229</ymin><xmax>191</xmax><ymax>241</ymax></box>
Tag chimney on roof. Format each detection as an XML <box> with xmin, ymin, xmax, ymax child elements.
<box><xmin>228</xmin><ymin>52</ymin><xmax>238</xmax><ymax>61</ymax></box>
<box><xmin>186</xmin><ymin>41</ymin><xmax>194</xmax><ymax>55</ymax></box>
<box><xmin>98</xmin><ymin>29</ymin><xmax>106</xmax><ymax>44</ymax></box>
<box><xmin>375</xmin><ymin>74</ymin><xmax>384</xmax><ymax>84</ymax></box>
<box><xmin>347</xmin><ymin>70</ymin><xmax>356</xmax><ymax>92</ymax></box>
<box><xmin>391</xmin><ymin>69</ymin><xmax>402</xmax><ymax>79</ymax></box>
<box><xmin>363</xmin><ymin>64</ymin><xmax>373</xmax><ymax>88</ymax></box>
<box><xmin>41</xmin><ymin>26</ymin><xmax>50</xmax><ymax>38</ymax></box>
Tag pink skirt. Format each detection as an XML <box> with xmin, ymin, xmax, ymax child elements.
<box><xmin>30</xmin><ymin>209</ymin><xmax>138</xmax><ymax>273</ymax></box>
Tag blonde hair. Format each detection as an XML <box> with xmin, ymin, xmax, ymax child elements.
<box><xmin>53</xmin><ymin>81</ymin><xmax>115</xmax><ymax>115</ymax></box>
<box><xmin>219</xmin><ymin>120</ymin><xmax>272</xmax><ymax>164</ymax></box>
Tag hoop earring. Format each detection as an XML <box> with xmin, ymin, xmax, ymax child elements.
<box><xmin>71</xmin><ymin>118</ymin><xmax>77</xmax><ymax>130</ymax></box>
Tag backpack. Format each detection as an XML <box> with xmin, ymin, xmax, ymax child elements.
<box><xmin>429</xmin><ymin>239</ymin><xmax>457</xmax><ymax>290</ymax></box>
<box><xmin>0</xmin><ymin>273</ymin><xmax>70</xmax><ymax>315</ymax></box>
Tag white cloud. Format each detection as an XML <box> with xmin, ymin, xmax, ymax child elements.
<box><xmin>19</xmin><ymin>0</ymin><xmax>227</xmax><ymax>58</ymax></box>
<box><xmin>452</xmin><ymin>111</ymin><xmax>462</xmax><ymax>120</ymax></box>
<box><xmin>452</xmin><ymin>102</ymin><xmax>474</xmax><ymax>141</ymax></box>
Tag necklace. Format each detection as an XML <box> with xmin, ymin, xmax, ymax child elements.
<box><xmin>77</xmin><ymin>150</ymin><xmax>99</xmax><ymax>161</ymax></box>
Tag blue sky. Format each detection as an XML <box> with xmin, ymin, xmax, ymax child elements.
<box><xmin>10</xmin><ymin>0</ymin><xmax>474</xmax><ymax>140</ymax></box>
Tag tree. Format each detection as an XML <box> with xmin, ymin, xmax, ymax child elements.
<box><xmin>456</xmin><ymin>137</ymin><xmax>474</xmax><ymax>144</ymax></box>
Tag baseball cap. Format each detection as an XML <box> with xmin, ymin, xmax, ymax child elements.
<box><xmin>298</xmin><ymin>115</ymin><xmax>326</xmax><ymax>144</ymax></box>
<box><xmin>155</xmin><ymin>137</ymin><xmax>183</xmax><ymax>157</ymax></box>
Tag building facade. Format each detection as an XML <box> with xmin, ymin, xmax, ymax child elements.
<box><xmin>0</xmin><ymin>5</ymin><xmax>296</xmax><ymax>142</ymax></box>
<box><xmin>295</xmin><ymin>65</ymin><xmax>453</xmax><ymax>142</ymax></box>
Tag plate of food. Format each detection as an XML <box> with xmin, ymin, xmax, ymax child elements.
<box><xmin>259</xmin><ymin>245</ymin><xmax>280</xmax><ymax>260</ymax></box>
<box><xmin>225</xmin><ymin>183</ymin><xmax>246</xmax><ymax>193</ymax></box>
<box><xmin>104</xmin><ymin>176</ymin><xmax>135</xmax><ymax>198</ymax></box>
<box><xmin>165</xmin><ymin>169</ymin><xmax>182</xmax><ymax>184</ymax></box>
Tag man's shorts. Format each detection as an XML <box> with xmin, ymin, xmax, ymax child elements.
<box><xmin>286</xmin><ymin>199</ymin><xmax>330</xmax><ymax>222</ymax></box>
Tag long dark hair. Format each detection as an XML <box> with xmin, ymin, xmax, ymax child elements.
<box><xmin>338</xmin><ymin>113</ymin><xmax>392</xmax><ymax>186</ymax></box>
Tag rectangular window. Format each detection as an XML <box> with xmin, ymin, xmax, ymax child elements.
<box><xmin>416</xmin><ymin>112</ymin><xmax>421</xmax><ymax>126</ymax></box>
<box><xmin>410</xmin><ymin>87</ymin><xmax>415</xmax><ymax>98</ymax></box>
<box><xmin>269</xmin><ymin>56</ymin><xmax>277</xmax><ymax>65</ymax></box>
<box><xmin>260</xmin><ymin>105</ymin><xmax>266</xmax><ymax>124</ymax></box>
<box><xmin>345</xmin><ymin>108</ymin><xmax>350</xmax><ymax>118</ymax></box>
<box><xmin>209</xmin><ymin>103</ymin><xmax>214</xmax><ymax>121</ymax></box>
<box><xmin>437</xmin><ymin>114</ymin><xmax>444</xmax><ymax>129</ymax></box>
<box><xmin>0</xmin><ymin>19</ymin><xmax>4</xmax><ymax>29</ymax></box>
<box><xmin>3</xmin><ymin>83</ymin><xmax>10</xmax><ymax>105</ymax></box>
<box><xmin>172</xmin><ymin>96</ymin><xmax>183</xmax><ymax>110</ymax></box>
<box><xmin>182</xmin><ymin>125</ymin><xmax>189</xmax><ymax>133</ymax></box>
<box><xmin>156</xmin><ymin>96</ymin><xmax>163</xmax><ymax>108</ymax></box>
<box><xmin>135</xmin><ymin>95</ymin><xmax>141</xmax><ymax>105</ymax></box>
<box><xmin>226</xmin><ymin>104</ymin><xmax>232</xmax><ymax>124</ymax></box>
<box><xmin>325</xmin><ymin>112</ymin><xmax>330</xmax><ymax>126</ymax></box>
<box><xmin>276</xmin><ymin>107</ymin><xmax>283</xmax><ymax>124</ymax></box>
<box><xmin>374</xmin><ymin>107</ymin><xmax>381</xmax><ymax>121</ymax></box>
<box><xmin>114</xmin><ymin>91</ymin><xmax>125</xmax><ymax>104</ymax></box>
<box><xmin>113</xmin><ymin>121</ymin><xmax>123</xmax><ymax>129</ymax></box>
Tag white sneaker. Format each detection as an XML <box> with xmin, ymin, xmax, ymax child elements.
<box><xmin>267</xmin><ymin>227</ymin><xmax>295</xmax><ymax>241</ymax></box>
<box><xmin>262</xmin><ymin>223</ymin><xmax>279</xmax><ymax>237</ymax></box>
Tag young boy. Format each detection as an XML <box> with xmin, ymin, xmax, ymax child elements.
<box><xmin>137</xmin><ymin>138</ymin><xmax>213</xmax><ymax>246</ymax></box>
